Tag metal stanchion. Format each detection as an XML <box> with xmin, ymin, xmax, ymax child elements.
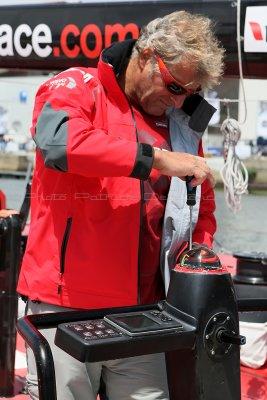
<box><xmin>0</xmin><ymin>215</ymin><xmax>22</xmax><ymax>397</ymax></box>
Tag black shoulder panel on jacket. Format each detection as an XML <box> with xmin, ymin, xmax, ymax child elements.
<box><xmin>34</xmin><ymin>102</ymin><xmax>68</xmax><ymax>172</ymax></box>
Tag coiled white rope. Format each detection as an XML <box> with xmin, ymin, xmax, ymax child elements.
<box><xmin>219</xmin><ymin>0</ymin><xmax>249</xmax><ymax>213</ymax></box>
<box><xmin>220</xmin><ymin>118</ymin><xmax>248</xmax><ymax>212</ymax></box>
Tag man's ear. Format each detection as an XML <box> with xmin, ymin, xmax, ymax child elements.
<box><xmin>138</xmin><ymin>48</ymin><xmax>153</xmax><ymax>70</ymax></box>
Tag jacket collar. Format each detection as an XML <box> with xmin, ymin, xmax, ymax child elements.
<box><xmin>97</xmin><ymin>40</ymin><xmax>136</xmax><ymax>112</ymax></box>
<box><xmin>101</xmin><ymin>39</ymin><xmax>136</xmax><ymax>77</ymax></box>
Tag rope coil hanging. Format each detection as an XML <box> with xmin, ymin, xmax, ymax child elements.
<box><xmin>220</xmin><ymin>112</ymin><xmax>248</xmax><ymax>212</ymax></box>
<box><xmin>219</xmin><ymin>0</ymin><xmax>249</xmax><ymax>213</ymax></box>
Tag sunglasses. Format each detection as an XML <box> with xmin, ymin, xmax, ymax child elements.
<box><xmin>155</xmin><ymin>54</ymin><xmax>201</xmax><ymax>96</ymax></box>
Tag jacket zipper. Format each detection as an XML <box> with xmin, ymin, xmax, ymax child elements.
<box><xmin>130</xmin><ymin>106</ymin><xmax>144</xmax><ymax>305</ymax></box>
<box><xmin>58</xmin><ymin>217</ymin><xmax>73</xmax><ymax>294</ymax></box>
<box><xmin>111</xmin><ymin>82</ymin><xmax>144</xmax><ymax>304</ymax></box>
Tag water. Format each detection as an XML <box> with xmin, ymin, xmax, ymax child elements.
<box><xmin>214</xmin><ymin>190</ymin><xmax>267</xmax><ymax>254</ymax></box>
<box><xmin>1</xmin><ymin>177</ymin><xmax>267</xmax><ymax>254</ymax></box>
<box><xmin>0</xmin><ymin>177</ymin><xmax>26</xmax><ymax>210</ymax></box>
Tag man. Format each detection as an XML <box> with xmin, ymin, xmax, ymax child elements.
<box><xmin>17</xmin><ymin>10</ymin><xmax>224</xmax><ymax>400</ymax></box>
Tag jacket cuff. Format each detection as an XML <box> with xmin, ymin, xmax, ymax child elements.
<box><xmin>129</xmin><ymin>143</ymin><xmax>154</xmax><ymax>180</ymax></box>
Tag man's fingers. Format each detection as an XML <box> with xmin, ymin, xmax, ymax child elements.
<box><xmin>191</xmin><ymin>159</ymin><xmax>212</xmax><ymax>185</ymax></box>
<box><xmin>194</xmin><ymin>157</ymin><xmax>210</xmax><ymax>174</ymax></box>
<box><xmin>190</xmin><ymin>170</ymin><xmax>216</xmax><ymax>188</ymax></box>
<box><xmin>190</xmin><ymin>169</ymin><xmax>207</xmax><ymax>186</ymax></box>
<box><xmin>153</xmin><ymin>149</ymin><xmax>215</xmax><ymax>186</ymax></box>
<box><xmin>0</xmin><ymin>209</ymin><xmax>19</xmax><ymax>218</ymax></box>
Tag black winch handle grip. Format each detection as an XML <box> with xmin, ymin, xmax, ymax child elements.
<box><xmin>217</xmin><ymin>330</ymin><xmax>246</xmax><ymax>346</ymax></box>
<box><xmin>186</xmin><ymin>176</ymin><xmax>197</xmax><ymax>207</ymax></box>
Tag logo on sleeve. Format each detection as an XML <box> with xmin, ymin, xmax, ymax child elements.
<box><xmin>46</xmin><ymin>76</ymin><xmax>76</xmax><ymax>90</ymax></box>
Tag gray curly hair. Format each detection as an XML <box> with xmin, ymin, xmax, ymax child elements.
<box><xmin>133</xmin><ymin>11</ymin><xmax>225</xmax><ymax>89</ymax></box>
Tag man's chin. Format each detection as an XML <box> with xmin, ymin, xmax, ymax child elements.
<box><xmin>142</xmin><ymin>105</ymin><xmax>166</xmax><ymax>117</ymax></box>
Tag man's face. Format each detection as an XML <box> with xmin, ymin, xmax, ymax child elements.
<box><xmin>134</xmin><ymin>54</ymin><xmax>200</xmax><ymax>116</ymax></box>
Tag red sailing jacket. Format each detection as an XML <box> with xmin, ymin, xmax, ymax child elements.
<box><xmin>17</xmin><ymin>40</ymin><xmax>216</xmax><ymax>309</ymax></box>
<box><xmin>0</xmin><ymin>190</ymin><xmax>6</xmax><ymax>209</ymax></box>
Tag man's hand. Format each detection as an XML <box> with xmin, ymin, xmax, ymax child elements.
<box><xmin>0</xmin><ymin>209</ymin><xmax>19</xmax><ymax>218</ymax></box>
<box><xmin>153</xmin><ymin>148</ymin><xmax>215</xmax><ymax>187</ymax></box>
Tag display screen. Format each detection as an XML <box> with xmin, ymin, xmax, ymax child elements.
<box><xmin>113</xmin><ymin>314</ymin><xmax>161</xmax><ymax>331</ymax></box>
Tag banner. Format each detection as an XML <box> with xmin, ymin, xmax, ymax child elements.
<box><xmin>0</xmin><ymin>0</ymin><xmax>266</xmax><ymax>77</ymax></box>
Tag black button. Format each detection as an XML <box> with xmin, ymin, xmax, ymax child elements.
<box><xmin>150</xmin><ymin>311</ymin><xmax>161</xmax><ymax>316</ymax></box>
<box><xmin>73</xmin><ymin>325</ymin><xmax>83</xmax><ymax>331</ymax></box>
<box><xmin>106</xmin><ymin>329</ymin><xmax>115</xmax><ymax>334</ymax></box>
<box><xmin>84</xmin><ymin>324</ymin><xmax>94</xmax><ymax>330</ymax></box>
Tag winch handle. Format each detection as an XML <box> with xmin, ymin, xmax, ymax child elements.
<box><xmin>186</xmin><ymin>176</ymin><xmax>196</xmax><ymax>207</ymax></box>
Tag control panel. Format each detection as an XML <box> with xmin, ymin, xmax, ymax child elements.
<box><xmin>55</xmin><ymin>307</ymin><xmax>195</xmax><ymax>363</ymax></box>
<box><xmin>63</xmin><ymin>319</ymin><xmax>123</xmax><ymax>341</ymax></box>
